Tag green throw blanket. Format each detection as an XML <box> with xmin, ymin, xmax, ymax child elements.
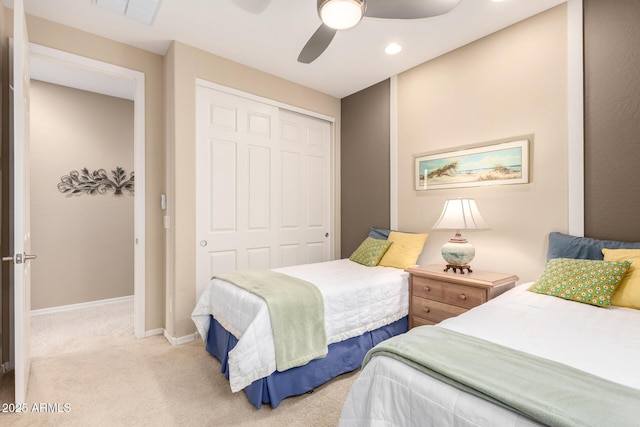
<box><xmin>216</xmin><ymin>270</ymin><xmax>327</xmax><ymax>371</ymax></box>
<box><xmin>364</xmin><ymin>326</ymin><xmax>640</xmax><ymax>427</ymax></box>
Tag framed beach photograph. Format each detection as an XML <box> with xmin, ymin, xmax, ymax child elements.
<box><xmin>415</xmin><ymin>138</ymin><xmax>529</xmax><ymax>191</ymax></box>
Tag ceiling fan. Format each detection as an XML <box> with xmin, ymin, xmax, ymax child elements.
<box><xmin>298</xmin><ymin>0</ymin><xmax>461</xmax><ymax>64</ymax></box>
<box><xmin>232</xmin><ymin>0</ymin><xmax>461</xmax><ymax>63</ymax></box>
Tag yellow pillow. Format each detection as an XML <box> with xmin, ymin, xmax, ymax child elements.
<box><xmin>378</xmin><ymin>231</ymin><xmax>428</xmax><ymax>269</ymax></box>
<box><xmin>602</xmin><ymin>248</ymin><xmax>640</xmax><ymax>309</ymax></box>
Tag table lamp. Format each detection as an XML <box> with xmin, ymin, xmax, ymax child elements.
<box><xmin>432</xmin><ymin>198</ymin><xmax>490</xmax><ymax>274</ymax></box>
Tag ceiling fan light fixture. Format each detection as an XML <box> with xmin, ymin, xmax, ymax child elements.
<box><xmin>318</xmin><ymin>0</ymin><xmax>365</xmax><ymax>30</ymax></box>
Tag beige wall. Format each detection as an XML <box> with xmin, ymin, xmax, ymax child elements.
<box><xmin>397</xmin><ymin>5</ymin><xmax>568</xmax><ymax>283</ymax></box>
<box><xmin>30</xmin><ymin>81</ymin><xmax>134</xmax><ymax>309</ymax></box>
<box><xmin>16</xmin><ymin>14</ymin><xmax>166</xmax><ymax>330</ymax></box>
<box><xmin>165</xmin><ymin>42</ymin><xmax>341</xmax><ymax>338</ymax></box>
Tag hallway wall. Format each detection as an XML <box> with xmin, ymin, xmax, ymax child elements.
<box><xmin>30</xmin><ymin>81</ymin><xmax>134</xmax><ymax>309</ymax></box>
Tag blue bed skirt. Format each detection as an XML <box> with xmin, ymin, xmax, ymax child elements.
<box><xmin>205</xmin><ymin>315</ymin><xmax>408</xmax><ymax>409</ymax></box>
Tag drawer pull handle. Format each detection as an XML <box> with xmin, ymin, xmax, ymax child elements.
<box><xmin>459</xmin><ymin>293</ymin><xmax>467</xmax><ymax>301</ymax></box>
<box><xmin>424</xmin><ymin>286</ymin><xmax>431</xmax><ymax>292</ymax></box>
<box><xmin>423</xmin><ymin>307</ymin><xmax>431</xmax><ymax>313</ymax></box>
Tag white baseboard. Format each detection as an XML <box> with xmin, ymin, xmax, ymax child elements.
<box><xmin>31</xmin><ymin>295</ymin><xmax>134</xmax><ymax>316</ymax></box>
<box><xmin>144</xmin><ymin>328</ymin><xmax>164</xmax><ymax>338</ymax></box>
<box><xmin>163</xmin><ymin>330</ymin><xmax>199</xmax><ymax>346</ymax></box>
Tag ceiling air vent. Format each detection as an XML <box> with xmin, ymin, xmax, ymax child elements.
<box><xmin>94</xmin><ymin>0</ymin><xmax>162</xmax><ymax>25</ymax></box>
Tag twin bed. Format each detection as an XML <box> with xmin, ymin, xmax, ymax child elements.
<box><xmin>192</xmin><ymin>231</ymin><xmax>640</xmax><ymax>426</ymax></box>
<box><xmin>192</xmin><ymin>257</ymin><xmax>410</xmax><ymax>408</ymax></box>
<box><xmin>339</xmin><ymin>283</ymin><xmax>640</xmax><ymax>426</ymax></box>
<box><xmin>340</xmin><ymin>232</ymin><xmax>640</xmax><ymax>426</ymax></box>
<box><xmin>192</xmin><ymin>228</ymin><xmax>426</xmax><ymax>408</ymax></box>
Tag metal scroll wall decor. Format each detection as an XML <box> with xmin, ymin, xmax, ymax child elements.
<box><xmin>58</xmin><ymin>167</ymin><xmax>134</xmax><ymax>196</ymax></box>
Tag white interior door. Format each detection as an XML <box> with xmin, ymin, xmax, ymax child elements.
<box><xmin>9</xmin><ymin>0</ymin><xmax>33</xmax><ymax>405</ymax></box>
<box><xmin>195</xmin><ymin>86</ymin><xmax>332</xmax><ymax>299</ymax></box>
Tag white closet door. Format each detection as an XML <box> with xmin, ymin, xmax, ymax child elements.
<box><xmin>278</xmin><ymin>110</ymin><xmax>331</xmax><ymax>267</ymax></box>
<box><xmin>195</xmin><ymin>86</ymin><xmax>332</xmax><ymax>299</ymax></box>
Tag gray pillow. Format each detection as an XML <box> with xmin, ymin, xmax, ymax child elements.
<box><xmin>547</xmin><ymin>232</ymin><xmax>640</xmax><ymax>260</ymax></box>
<box><xmin>368</xmin><ymin>227</ymin><xmax>392</xmax><ymax>240</ymax></box>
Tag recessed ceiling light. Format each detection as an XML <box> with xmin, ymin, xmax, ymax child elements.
<box><xmin>385</xmin><ymin>43</ymin><xmax>402</xmax><ymax>55</ymax></box>
<box><xmin>95</xmin><ymin>0</ymin><xmax>162</xmax><ymax>25</ymax></box>
<box><xmin>492</xmin><ymin>0</ymin><xmax>507</xmax><ymax>2</ymax></box>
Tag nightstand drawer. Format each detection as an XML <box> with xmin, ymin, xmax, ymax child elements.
<box><xmin>407</xmin><ymin>265</ymin><xmax>518</xmax><ymax>330</ymax></box>
<box><xmin>412</xmin><ymin>316</ymin><xmax>436</xmax><ymax>327</ymax></box>
<box><xmin>411</xmin><ymin>296</ymin><xmax>467</xmax><ymax>323</ymax></box>
<box><xmin>412</xmin><ymin>276</ymin><xmax>485</xmax><ymax>309</ymax></box>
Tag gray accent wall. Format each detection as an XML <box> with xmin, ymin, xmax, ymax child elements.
<box><xmin>341</xmin><ymin>79</ymin><xmax>390</xmax><ymax>257</ymax></box>
<box><xmin>584</xmin><ymin>0</ymin><xmax>640</xmax><ymax>242</ymax></box>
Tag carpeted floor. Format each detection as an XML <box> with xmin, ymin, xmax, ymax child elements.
<box><xmin>0</xmin><ymin>300</ymin><xmax>357</xmax><ymax>426</ymax></box>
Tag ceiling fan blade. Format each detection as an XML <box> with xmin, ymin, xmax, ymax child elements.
<box><xmin>364</xmin><ymin>0</ymin><xmax>460</xmax><ymax>19</ymax></box>
<box><xmin>232</xmin><ymin>0</ymin><xmax>271</xmax><ymax>14</ymax></box>
<box><xmin>297</xmin><ymin>24</ymin><xmax>338</xmax><ymax>64</ymax></box>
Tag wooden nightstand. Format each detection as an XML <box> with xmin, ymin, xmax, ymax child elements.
<box><xmin>406</xmin><ymin>265</ymin><xmax>518</xmax><ymax>329</ymax></box>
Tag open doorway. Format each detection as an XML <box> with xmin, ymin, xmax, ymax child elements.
<box><xmin>28</xmin><ymin>44</ymin><xmax>146</xmax><ymax>336</ymax></box>
<box><xmin>0</xmin><ymin>39</ymin><xmax>146</xmax><ymax>404</ymax></box>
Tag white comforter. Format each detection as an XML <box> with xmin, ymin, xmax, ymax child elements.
<box><xmin>192</xmin><ymin>259</ymin><xmax>409</xmax><ymax>392</ymax></box>
<box><xmin>340</xmin><ymin>283</ymin><xmax>640</xmax><ymax>426</ymax></box>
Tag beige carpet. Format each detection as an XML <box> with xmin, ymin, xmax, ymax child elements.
<box><xmin>1</xmin><ymin>300</ymin><xmax>357</xmax><ymax>426</ymax></box>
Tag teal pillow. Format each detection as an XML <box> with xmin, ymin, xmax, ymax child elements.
<box><xmin>368</xmin><ymin>227</ymin><xmax>392</xmax><ymax>240</ymax></box>
<box><xmin>368</xmin><ymin>227</ymin><xmax>416</xmax><ymax>240</ymax></box>
<box><xmin>349</xmin><ymin>237</ymin><xmax>393</xmax><ymax>267</ymax></box>
<box><xmin>527</xmin><ymin>258</ymin><xmax>631</xmax><ymax>308</ymax></box>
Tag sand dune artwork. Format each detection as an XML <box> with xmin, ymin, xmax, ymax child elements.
<box><xmin>415</xmin><ymin>139</ymin><xmax>529</xmax><ymax>190</ymax></box>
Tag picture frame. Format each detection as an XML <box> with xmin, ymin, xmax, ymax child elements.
<box><xmin>415</xmin><ymin>138</ymin><xmax>529</xmax><ymax>191</ymax></box>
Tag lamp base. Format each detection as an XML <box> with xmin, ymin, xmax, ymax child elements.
<box><xmin>440</xmin><ymin>239</ymin><xmax>476</xmax><ymax>270</ymax></box>
<box><xmin>444</xmin><ymin>264</ymin><xmax>473</xmax><ymax>274</ymax></box>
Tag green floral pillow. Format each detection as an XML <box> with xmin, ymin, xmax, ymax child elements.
<box><xmin>349</xmin><ymin>237</ymin><xmax>393</xmax><ymax>267</ymax></box>
<box><xmin>527</xmin><ymin>258</ymin><xmax>631</xmax><ymax>308</ymax></box>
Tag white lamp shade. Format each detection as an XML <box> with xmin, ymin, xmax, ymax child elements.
<box><xmin>432</xmin><ymin>198</ymin><xmax>490</xmax><ymax>231</ymax></box>
<box><xmin>318</xmin><ymin>0</ymin><xmax>365</xmax><ymax>30</ymax></box>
